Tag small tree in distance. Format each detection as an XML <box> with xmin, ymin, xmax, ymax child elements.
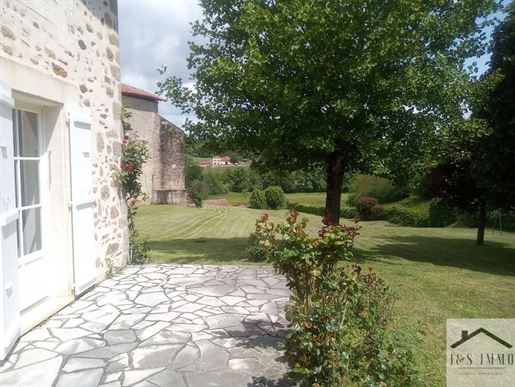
<box><xmin>159</xmin><ymin>0</ymin><xmax>499</xmax><ymax>224</ymax></box>
<box><xmin>426</xmin><ymin>156</ymin><xmax>487</xmax><ymax>244</ymax></box>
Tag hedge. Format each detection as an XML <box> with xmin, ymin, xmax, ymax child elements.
<box><xmin>384</xmin><ymin>207</ymin><xmax>429</xmax><ymax>227</ymax></box>
<box><xmin>287</xmin><ymin>203</ymin><xmax>357</xmax><ymax>219</ymax></box>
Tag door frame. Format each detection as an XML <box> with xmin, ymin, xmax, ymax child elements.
<box><xmin>12</xmin><ymin>101</ymin><xmax>48</xmax><ymax>312</ymax></box>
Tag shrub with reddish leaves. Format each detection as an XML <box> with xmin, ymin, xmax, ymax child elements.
<box><xmin>356</xmin><ymin>196</ymin><xmax>385</xmax><ymax>220</ymax></box>
<box><xmin>251</xmin><ymin>210</ymin><xmax>417</xmax><ymax>386</ymax></box>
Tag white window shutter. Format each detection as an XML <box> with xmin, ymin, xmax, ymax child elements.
<box><xmin>69</xmin><ymin>108</ymin><xmax>97</xmax><ymax>295</ymax></box>
<box><xmin>0</xmin><ymin>79</ymin><xmax>21</xmax><ymax>360</ymax></box>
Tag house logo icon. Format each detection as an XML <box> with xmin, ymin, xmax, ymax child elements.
<box><xmin>450</xmin><ymin>328</ymin><xmax>513</xmax><ymax>349</ymax></box>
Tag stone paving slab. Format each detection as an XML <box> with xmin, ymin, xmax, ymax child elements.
<box><xmin>0</xmin><ymin>265</ymin><xmax>296</xmax><ymax>387</ymax></box>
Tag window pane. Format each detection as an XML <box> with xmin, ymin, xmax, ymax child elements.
<box><xmin>20</xmin><ymin>160</ymin><xmax>40</xmax><ymax>206</ymax></box>
<box><xmin>12</xmin><ymin>109</ymin><xmax>18</xmax><ymax>156</ymax></box>
<box><xmin>16</xmin><ymin>218</ymin><xmax>22</xmax><ymax>258</ymax></box>
<box><xmin>22</xmin><ymin>207</ymin><xmax>41</xmax><ymax>255</ymax></box>
<box><xmin>19</xmin><ymin>111</ymin><xmax>39</xmax><ymax>157</ymax></box>
<box><xmin>14</xmin><ymin>160</ymin><xmax>19</xmax><ymax>207</ymax></box>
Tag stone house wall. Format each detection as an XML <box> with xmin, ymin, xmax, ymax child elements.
<box><xmin>122</xmin><ymin>94</ymin><xmax>186</xmax><ymax>205</ymax></box>
<box><xmin>0</xmin><ymin>0</ymin><xmax>128</xmax><ymax>279</ymax></box>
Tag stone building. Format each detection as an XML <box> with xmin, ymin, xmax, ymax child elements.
<box><xmin>121</xmin><ymin>83</ymin><xmax>186</xmax><ymax>205</ymax></box>
<box><xmin>0</xmin><ymin>0</ymin><xmax>127</xmax><ymax>359</ymax></box>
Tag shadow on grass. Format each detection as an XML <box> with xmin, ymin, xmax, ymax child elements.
<box><xmin>354</xmin><ymin>234</ymin><xmax>515</xmax><ymax>276</ymax></box>
<box><xmin>148</xmin><ymin>237</ymin><xmax>251</xmax><ymax>264</ymax></box>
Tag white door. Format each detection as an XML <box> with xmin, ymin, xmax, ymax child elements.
<box><xmin>70</xmin><ymin>109</ymin><xmax>96</xmax><ymax>296</ymax></box>
<box><xmin>0</xmin><ymin>80</ymin><xmax>21</xmax><ymax>359</ymax></box>
<box><xmin>12</xmin><ymin>105</ymin><xmax>47</xmax><ymax>312</ymax></box>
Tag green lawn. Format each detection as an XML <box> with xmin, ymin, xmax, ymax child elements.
<box><xmin>135</xmin><ymin>205</ymin><xmax>515</xmax><ymax>386</ymax></box>
<box><xmin>383</xmin><ymin>195</ymin><xmax>431</xmax><ymax>216</ymax></box>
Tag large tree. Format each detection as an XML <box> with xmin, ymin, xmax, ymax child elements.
<box><xmin>475</xmin><ymin>1</ymin><xmax>515</xmax><ymax>209</ymax></box>
<box><xmin>159</xmin><ymin>0</ymin><xmax>498</xmax><ymax>224</ymax></box>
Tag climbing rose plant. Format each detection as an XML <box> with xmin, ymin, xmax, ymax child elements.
<box><xmin>114</xmin><ymin>111</ymin><xmax>150</xmax><ymax>264</ymax></box>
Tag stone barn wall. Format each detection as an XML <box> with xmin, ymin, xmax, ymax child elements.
<box><xmin>122</xmin><ymin>94</ymin><xmax>186</xmax><ymax>205</ymax></box>
<box><xmin>121</xmin><ymin>95</ymin><xmax>160</xmax><ymax>202</ymax></box>
<box><xmin>157</xmin><ymin>118</ymin><xmax>186</xmax><ymax>205</ymax></box>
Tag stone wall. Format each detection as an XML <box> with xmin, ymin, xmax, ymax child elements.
<box><xmin>157</xmin><ymin>118</ymin><xmax>187</xmax><ymax>205</ymax></box>
<box><xmin>121</xmin><ymin>95</ymin><xmax>160</xmax><ymax>203</ymax></box>
<box><xmin>0</xmin><ymin>0</ymin><xmax>128</xmax><ymax>278</ymax></box>
<box><xmin>122</xmin><ymin>95</ymin><xmax>186</xmax><ymax>205</ymax></box>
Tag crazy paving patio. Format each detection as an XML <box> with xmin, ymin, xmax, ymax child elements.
<box><xmin>0</xmin><ymin>265</ymin><xmax>294</xmax><ymax>387</ymax></box>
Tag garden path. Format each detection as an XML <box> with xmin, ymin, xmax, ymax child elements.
<box><xmin>0</xmin><ymin>265</ymin><xmax>294</xmax><ymax>387</ymax></box>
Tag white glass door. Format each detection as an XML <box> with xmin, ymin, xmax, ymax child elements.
<box><xmin>12</xmin><ymin>108</ymin><xmax>46</xmax><ymax>311</ymax></box>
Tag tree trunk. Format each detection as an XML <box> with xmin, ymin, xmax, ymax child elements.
<box><xmin>476</xmin><ymin>199</ymin><xmax>487</xmax><ymax>245</ymax></box>
<box><xmin>324</xmin><ymin>148</ymin><xmax>347</xmax><ymax>225</ymax></box>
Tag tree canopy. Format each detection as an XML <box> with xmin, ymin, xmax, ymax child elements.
<box><xmin>475</xmin><ymin>1</ymin><xmax>515</xmax><ymax>209</ymax></box>
<box><xmin>159</xmin><ymin>0</ymin><xmax>499</xmax><ymax>223</ymax></box>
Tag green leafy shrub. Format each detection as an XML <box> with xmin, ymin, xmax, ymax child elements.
<box><xmin>223</xmin><ymin>167</ymin><xmax>262</xmax><ymax>192</ymax></box>
<box><xmin>456</xmin><ymin>212</ymin><xmax>479</xmax><ymax>228</ymax></box>
<box><xmin>492</xmin><ymin>211</ymin><xmax>515</xmax><ymax>231</ymax></box>
<box><xmin>252</xmin><ymin>211</ymin><xmax>417</xmax><ymax>386</ymax></box>
<box><xmin>458</xmin><ymin>210</ymin><xmax>515</xmax><ymax>231</ymax></box>
<box><xmin>264</xmin><ymin>186</ymin><xmax>286</xmax><ymax>209</ymax></box>
<box><xmin>130</xmin><ymin>238</ymin><xmax>150</xmax><ymax>264</ymax></box>
<box><xmin>356</xmin><ymin>196</ymin><xmax>385</xmax><ymax>220</ymax></box>
<box><xmin>352</xmin><ymin>174</ymin><xmax>406</xmax><ymax>203</ymax></box>
<box><xmin>341</xmin><ymin>206</ymin><xmax>357</xmax><ymax>219</ymax></box>
<box><xmin>346</xmin><ymin>192</ymin><xmax>359</xmax><ymax>207</ymax></box>
<box><xmin>287</xmin><ymin>203</ymin><xmax>357</xmax><ymax>219</ymax></box>
<box><xmin>428</xmin><ymin>199</ymin><xmax>457</xmax><ymax>227</ymax></box>
<box><xmin>289</xmin><ymin>203</ymin><xmax>325</xmax><ymax>216</ymax></box>
<box><xmin>185</xmin><ymin>155</ymin><xmax>203</xmax><ymax>186</ymax></box>
<box><xmin>385</xmin><ymin>207</ymin><xmax>429</xmax><ymax>227</ymax></box>
<box><xmin>187</xmin><ymin>179</ymin><xmax>207</xmax><ymax>208</ymax></box>
<box><xmin>249</xmin><ymin>190</ymin><xmax>267</xmax><ymax>209</ymax></box>
<box><xmin>203</xmin><ymin>169</ymin><xmax>228</xmax><ymax>194</ymax></box>
<box><xmin>245</xmin><ymin>232</ymin><xmax>268</xmax><ymax>262</ymax></box>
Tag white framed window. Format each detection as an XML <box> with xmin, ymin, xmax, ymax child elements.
<box><xmin>12</xmin><ymin>107</ymin><xmax>44</xmax><ymax>260</ymax></box>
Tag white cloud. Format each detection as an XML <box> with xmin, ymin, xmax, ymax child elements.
<box><xmin>118</xmin><ymin>0</ymin><xmax>202</xmax><ymax>126</ymax></box>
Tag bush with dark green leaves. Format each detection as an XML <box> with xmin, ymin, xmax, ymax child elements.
<box><xmin>384</xmin><ymin>207</ymin><xmax>429</xmax><ymax>227</ymax></box>
<box><xmin>458</xmin><ymin>210</ymin><xmax>515</xmax><ymax>231</ymax></box>
<box><xmin>346</xmin><ymin>192</ymin><xmax>360</xmax><ymax>207</ymax></box>
<box><xmin>203</xmin><ymin>169</ymin><xmax>228</xmax><ymax>195</ymax></box>
<box><xmin>249</xmin><ymin>190</ymin><xmax>267</xmax><ymax>209</ymax></box>
<box><xmin>252</xmin><ymin>210</ymin><xmax>418</xmax><ymax>386</ymax></box>
<box><xmin>428</xmin><ymin>199</ymin><xmax>457</xmax><ymax>227</ymax></box>
<box><xmin>245</xmin><ymin>232</ymin><xmax>269</xmax><ymax>262</ymax></box>
<box><xmin>130</xmin><ymin>238</ymin><xmax>150</xmax><ymax>264</ymax></box>
<box><xmin>288</xmin><ymin>203</ymin><xmax>357</xmax><ymax>219</ymax></box>
<box><xmin>356</xmin><ymin>196</ymin><xmax>385</xmax><ymax>220</ymax></box>
<box><xmin>187</xmin><ymin>179</ymin><xmax>207</xmax><ymax>208</ymax></box>
<box><xmin>223</xmin><ymin>167</ymin><xmax>262</xmax><ymax>192</ymax></box>
<box><xmin>341</xmin><ymin>206</ymin><xmax>357</xmax><ymax>219</ymax></box>
<box><xmin>264</xmin><ymin>186</ymin><xmax>286</xmax><ymax>209</ymax></box>
<box><xmin>352</xmin><ymin>174</ymin><xmax>406</xmax><ymax>203</ymax></box>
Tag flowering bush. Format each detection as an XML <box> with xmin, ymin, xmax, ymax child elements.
<box><xmin>113</xmin><ymin>110</ymin><xmax>151</xmax><ymax>264</ymax></box>
<box><xmin>115</xmin><ymin>136</ymin><xmax>149</xmax><ymax>202</ymax></box>
<box><xmin>252</xmin><ymin>210</ymin><xmax>417</xmax><ymax>386</ymax></box>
